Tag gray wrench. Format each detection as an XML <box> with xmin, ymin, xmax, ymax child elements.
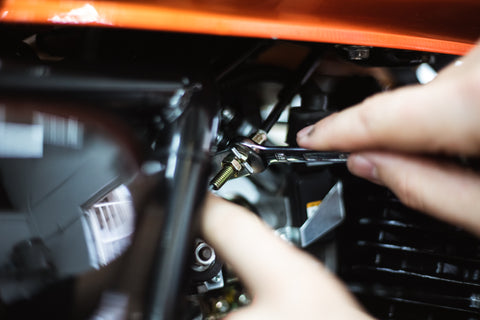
<box><xmin>236</xmin><ymin>138</ymin><xmax>349</xmax><ymax>174</ymax></box>
<box><xmin>210</xmin><ymin>138</ymin><xmax>348</xmax><ymax>189</ymax></box>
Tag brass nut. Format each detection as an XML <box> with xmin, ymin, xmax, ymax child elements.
<box><xmin>230</xmin><ymin>159</ymin><xmax>243</xmax><ymax>171</ymax></box>
<box><xmin>251</xmin><ymin>130</ymin><xmax>267</xmax><ymax>145</ymax></box>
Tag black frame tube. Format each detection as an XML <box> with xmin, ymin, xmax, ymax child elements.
<box><xmin>146</xmin><ymin>91</ymin><xmax>217</xmax><ymax>320</ymax></box>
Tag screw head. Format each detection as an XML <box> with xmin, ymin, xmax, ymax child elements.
<box><xmin>347</xmin><ymin>47</ymin><xmax>370</xmax><ymax>60</ymax></box>
<box><xmin>215</xmin><ymin>300</ymin><xmax>230</xmax><ymax>313</ymax></box>
<box><xmin>199</xmin><ymin>246</ymin><xmax>212</xmax><ymax>260</ymax></box>
<box><xmin>222</xmin><ymin>108</ymin><xmax>235</xmax><ymax>122</ymax></box>
<box><xmin>211</xmin><ymin>274</ymin><xmax>222</xmax><ymax>283</ymax></box>
<box><xmin>238</xmin><ymin>293</ymin><xmax>251</xmax><ymax>306</ymax></box>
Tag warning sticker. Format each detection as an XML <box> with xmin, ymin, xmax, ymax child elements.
<box><xmin>306</xmin><ymin>200</ymin><xmax>322</xmax><ymax>219</ymax></box>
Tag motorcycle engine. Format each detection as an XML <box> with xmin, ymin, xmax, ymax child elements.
<box><xmin>0</xmin><ymin>26</ymin><xmax>478</xmax><ymax>320</ymax></box>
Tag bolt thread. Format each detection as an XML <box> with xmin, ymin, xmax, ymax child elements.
<box><xmin>210</xmin><ymin>165</ymin><xmax>235</xmax><ymax>190</ymax></box>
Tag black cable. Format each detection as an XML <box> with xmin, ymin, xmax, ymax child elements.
<box><xmin>215</xmin><ymin>40</ymin><xmax>272</xmax><ymax>82</ymax></box>
<box><xmin>260</xmin><ymin>49</ymin><xmax>321</xmax><ymax>133</ymax></box>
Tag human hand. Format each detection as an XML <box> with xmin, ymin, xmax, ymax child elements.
<box><xmin>297</xmin><ymin>44</ymin><xmax>480</xmax><ymax>236</ymax></box>
<box><xmin>201</xmin><ymin>194</ymin><xmax>374</xmax><ymax>320</ymax></box>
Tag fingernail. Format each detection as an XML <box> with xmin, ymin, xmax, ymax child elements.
<box><xmin>348</xmin><ymin>155</ymin><xmax>381</xmax><ymax>183</ymax></box>
<box><xmin>296</xmin><ymin>125</ymin><xmax>315</xmax><ymax>140</ymax></box>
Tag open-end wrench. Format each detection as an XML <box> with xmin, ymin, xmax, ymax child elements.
<box><xmin>210</xmin><ymin>138</ymin><xmax>348</xmax><ymax>189</ymax></box>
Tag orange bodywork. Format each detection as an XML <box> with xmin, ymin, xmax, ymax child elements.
<box><xmin>1</xmin><ymin>0</ymin><xmax>479</xmax><ymax>55</ymax></box>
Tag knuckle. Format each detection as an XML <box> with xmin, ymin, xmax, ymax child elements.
<box><xmin>394</xmin><ymin>172</ymin><xmax>426</xmax><ymax>213</ymax></box>
<box><xmin>357</xmin><ymin>101</ymin><xmax>377</xmax><ymax>141</ymax></box>
<box><xmin>452</xmin><ymin>72</ymin><xmax>480</xmax><ymax>152</ymax></box>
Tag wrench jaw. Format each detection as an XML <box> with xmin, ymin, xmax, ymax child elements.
<box><xmin>235</xmin><ymin>141</ymin><xmax>267</xmax><ymax>175</ymax></box>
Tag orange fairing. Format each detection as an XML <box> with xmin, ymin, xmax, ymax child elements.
<box><xmin>1</xmin><ymin>0</ymin><xmax>479</xmax><ymax>55</ymax></box>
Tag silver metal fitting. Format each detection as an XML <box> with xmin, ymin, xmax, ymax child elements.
<box><xmin>192</xmin><ymin>240</ymin><xmax>216</xmax><ymax>272</ymax></box>
<box><xmin>346</xmin><ymin>46</ymin><xmax>371</xmax><ymax>61</ymax></box>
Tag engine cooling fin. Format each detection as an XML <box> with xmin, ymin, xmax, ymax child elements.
<box><xmin>339</xmin><ymin>180</ymin><xmax>480</xmax><ymax>320</ymax></box>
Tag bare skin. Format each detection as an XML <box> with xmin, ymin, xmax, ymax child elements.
<box><xmin>71</xmin><ymin>43</ymin><xmax>480</xmax><ymax>319</ymax></box>
<box><xmin>201</xmin><ymin>195</ymin><xmax>373</xmax><ymax>320</ymax></box>
<box><xmin>200</xmin><ymin>43</ymin><xmax>480</xmax><ymax>319</ymax></box>
<box><xmin>297</xmin><ymin>43</ymin><xmax>480</xmax><ymax>236</ymax></box>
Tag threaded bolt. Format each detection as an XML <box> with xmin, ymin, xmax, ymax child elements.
<box><xmin>210</xmin><ymin>165</ymin><xmax>235</xmax><ymax>190</ymax></box>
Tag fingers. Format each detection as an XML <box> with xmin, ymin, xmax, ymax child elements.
<box><xmin>295</xmin><ymin>43</ymin><xmax>480</xmax><ymax>237</ymax></box>
<box><xmin>296</xmin><ymin>42</ymin><xmax>480</xmax><ymax>156</ymax></box>
<box><xmin>201</xmin><ymin>194</ymin><xmax>278</xmax><ymax>295</ymax></box>
<box><xmin>347</xmin><ymin>152</ymin><xmax>480</xmax><ymax>236</ymax></box>
<box><xmin>435</xmin><ymin>41</ymin><xmax>480</xmax><ymax>81</ymax></box>
<box><xmin>297</xmin><ymin>81</ymin><xmax>480</xmax><ymax>155</ymax></box>
<box><xmin>200</xmin><ymin>195</ymin><xmax>326</xmax><ymax>296</ymax></box>
<box><xmin>200</xmin><ymin>194</ymin><xmax>367</xmax><ymax>316</ymax></box>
